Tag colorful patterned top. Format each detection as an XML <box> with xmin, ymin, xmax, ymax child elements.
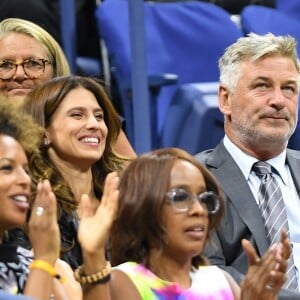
<box><xmin>0</xmin><ymin>244</ymin><xmax>33</xmax><ymax>294</ymax></box>
<box><xmin>115</xmin><ymin>262</ymin><xmax>234</xmax><ymax>300</ymax></box>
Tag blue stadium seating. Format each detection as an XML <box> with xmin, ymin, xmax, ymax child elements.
<box><xmin>96</xmin><ymin>1</ymin><xmax>242</xmax><ymax>147</ymax></box>
<box><xmin>241</xmin><ymin>5</ymin><xmax>300</xmax><ymax>55</ymax></box>
<box><xmin>276</xmin><ymin>0</ymin><xmax>300</xmax><ymax>20</ymax></box>
<box><xmin>59</xmin><ymin>0</ymin><xmax>101</xmax><ymax>76</ymax></box>
<box><xmin>161</xmin><ymin>82</ymin><xmax>223</xmax><ymax>154</ymax></box>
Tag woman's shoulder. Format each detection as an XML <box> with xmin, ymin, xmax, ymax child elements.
<box><xmin>111</xmin><ymin>262</ymin><xmax>142</xmax><ymax>300</ymax></box>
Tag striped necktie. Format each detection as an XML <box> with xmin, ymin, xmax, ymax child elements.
<box><xmin>252</xmin><ymin>161</ymin><xmax>298</xmax><ymax>290</ymax></box>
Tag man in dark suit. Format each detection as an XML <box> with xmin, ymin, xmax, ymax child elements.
<box><xmin>196</xmin><ymin>33</ymin><xmax>300</xmax><ymax>299</ymax></box>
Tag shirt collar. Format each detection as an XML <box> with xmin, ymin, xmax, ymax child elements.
<box><xmin>223</xmin><ymin>135</ymin><xmax>288</xmax><ymax>184</ymax></box>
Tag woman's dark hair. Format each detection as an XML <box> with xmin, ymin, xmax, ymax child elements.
<box><xmin>21</xmin><ymin>76</ymin><xmax>128</xmax><ymax>260</ymax></box>
<box><xmin>22</xmin><ymin>75</ymin><xmax>126</xmax><ymax>214</ymax></box>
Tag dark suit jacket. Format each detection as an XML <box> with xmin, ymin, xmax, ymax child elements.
<box><xmin>195</xmin><ymin>140</ymin><xmax>300</xmax><ymax>299</ymax></box>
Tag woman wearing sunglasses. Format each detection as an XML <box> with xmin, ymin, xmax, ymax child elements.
<box><xmin>76</xmin><ymin>147</ymin><xmax>289</xmax><ymax>300</ymax></box>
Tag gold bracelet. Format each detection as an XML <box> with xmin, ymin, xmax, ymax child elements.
<box><xmin>74</xmin><ymin>261</ymin><xmax>111</xmax><ymax>285</ymax></box>
<box><xmin>29</xmin><ymin>259</ymin><xmax>65</xmax><ymax>283</ymax></box>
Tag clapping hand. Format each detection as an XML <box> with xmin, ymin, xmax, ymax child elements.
<box><xmin>240</xmin><ymin>230</ymin><xmax>289</xmax><ymax>300</ymax></box>
<box><xmin>78</xmin><ymin>172</ymin><xmax>119</xmax><ymax>257</ymax></box>
<box><xmin>28</xmin><ymin>179</ymin><xmax>59</xmax><ymax>264</ymax></box>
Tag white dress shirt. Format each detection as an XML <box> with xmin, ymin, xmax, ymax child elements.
<box><xmin>223</xmin><ymin>135</ymin><xmax>300</xmax><ymax>285</ymax></box>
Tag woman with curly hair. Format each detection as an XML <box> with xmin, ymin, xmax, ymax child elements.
<box><xmin>0</xmin><ymin>100</ymin><xmax>73</xmax><ymax>298</ymax></box>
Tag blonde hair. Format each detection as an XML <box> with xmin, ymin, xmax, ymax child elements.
<box><xmin>0</xmin><ymin>18</ymin><xmax>70</xmax><ymax>77</ymax></box>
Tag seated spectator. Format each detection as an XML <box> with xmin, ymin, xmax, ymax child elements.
<box><xmin>0</xmin><ymin>17</ymin><xmax>136</xmax><ymax>157</ymax></box>
<box><xmin>17</xmin><ymin>75</ymin><xmax>129</xmax><ymax>270</ymax></box>
<box><xmin>196</xmin><ymin>32</ymin><xmax>300</xmax><ymax>298</ymax></box>
<box><xmin>0</xmin><ymin>100</ymin><xmax>79</xmax><ymax>299</ymax></box>
<box><xmin>76</xmin><ymin>147</ymin><xmax>289</xmax><ymax>300</ymax></box>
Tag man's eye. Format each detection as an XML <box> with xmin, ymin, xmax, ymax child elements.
<box><xmin>255</xmin><ymin>83</ymin><xmax>268</xmax><ymax>88</ymax></box>
<box><xmin>283</xmin><ymin>86</ymin><xmax>296</xmax><ymax>93</ymax></box>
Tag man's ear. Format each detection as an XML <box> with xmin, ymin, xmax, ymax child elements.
<box><xmin>218</xmin><ymin>85</ymin><xmax>231</xmax><ymax>117</ymax></box>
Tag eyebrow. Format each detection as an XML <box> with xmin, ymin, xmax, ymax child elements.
<box><xmin>283</xmin><ymin>79</ymin><xmax>298</xmax><ymax>85</ymax></box>
<box><xmin>0</xmin><ymin>57</ymin><xmax>41</xmax><ymax>62</ymax></box>
<box><xmin>0</xmin><ymin>158</ymin><xmax>12</xmax><ymax>162</ymax></box>
<box><xmin>0</xmin><ymin>158</ymin><xmax>28</xmax><ymax>166</ymax></box>
<box><xmin>254</xmin><ymin>76</ymin><xmax>298</xmax><ymax>84</ymax></box>
<box><xmin>170</xmin><ymin>184</ymin><xmax>207</xmax><ymax>191</ymax></box>
<box><xmin>67</xmin><ymin>106</ymin><xmax>103</xmax><ymax>112</ymax></box>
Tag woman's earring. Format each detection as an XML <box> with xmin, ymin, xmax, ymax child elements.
<box><xmin>44</xmin><ymin>138</ymin><xmax>50</xmax><ymax>147</ymax></box>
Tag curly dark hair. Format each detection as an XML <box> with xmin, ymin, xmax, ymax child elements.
<box><xmin>0</xmin><ymin>98</ymin><xmax>43</xmax><ymax>157</ymax></box>
<box><xmin>0</xmin><ymin>99</ymin><xmax>43</xmax><ymax>248</ymax></box>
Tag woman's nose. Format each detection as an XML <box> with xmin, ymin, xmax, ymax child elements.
<box><xmin>13</xmin><ymin>64</ymin><xmax>28</xmax><ymax>79</ymax></box>
<box><xmin>85</xmin><ymin>115</ymin><xmax>101</xmax><ymax>128</ymax></box>
<box><xmin>189</xmin><ymin>197</ymin><xmax>208</xmax><ymax>216</ymax></box>
<box><xmin>16</xmin><ymin>167</ymin><xmax>31</xmax><ymax>186</ymax></box>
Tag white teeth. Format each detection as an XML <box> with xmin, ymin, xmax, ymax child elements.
<box><xmin>80</xmin><ymin>137</ymin><xmax>99</xmax><ymax>144</ymax></box>
<box><xmin>13</xmin><ymin>195</ymin><xmax>27</xmax><ymax>203</ymax></box>
<box><xmin>192</xmin><ymin>227</ymin><xmax>204</xmax><ymax>232</ymax></box>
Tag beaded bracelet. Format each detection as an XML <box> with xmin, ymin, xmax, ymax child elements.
<box><xmin>29</xmin><ymin>259</ymin><xmax>65</xmax><ymax>283</ymax></box>
<box><xmin>74</xmin><ymin>261</ymin><xmax>111</xmax><ymax>285</ymax></box>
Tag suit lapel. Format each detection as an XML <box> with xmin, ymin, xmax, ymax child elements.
<box><xmin>205</xmin><ymin>142</ymin><xmax>269</xmax><ymax>254</ymax></box>
<box><xmin>287</xmin><ymin>149</ymin><xmax>300</xmax><ymax>196</ymax></box>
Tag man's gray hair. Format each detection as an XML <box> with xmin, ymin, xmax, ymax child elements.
<box><xmin>219</xmin><ymin>33</ymin><xmax>300</xmax><ymax>92</ymax></box>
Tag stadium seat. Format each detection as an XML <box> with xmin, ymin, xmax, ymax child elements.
<box><xmin>95</xmin><ymin>1</ymin><xmax>242</xmax><ymax>147</ymax></box>
<box><xmin>241</xmin><ymin>5</ymin><xmax>300</xmax><ymax>55</ymax></box>
<box><xmin>161</xmin><ymin>82</ymin><xmax>223</xmax><ymax>154</ymax></box>
<box><xmin>276</xmin><ymin>0</ymin><xmax>300</xmax><ymax>20</ymax></box>
<box><xmin>59</xmin><ymin>0</ymin><xmax>101</xmax><ymax>76</ymax></box>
